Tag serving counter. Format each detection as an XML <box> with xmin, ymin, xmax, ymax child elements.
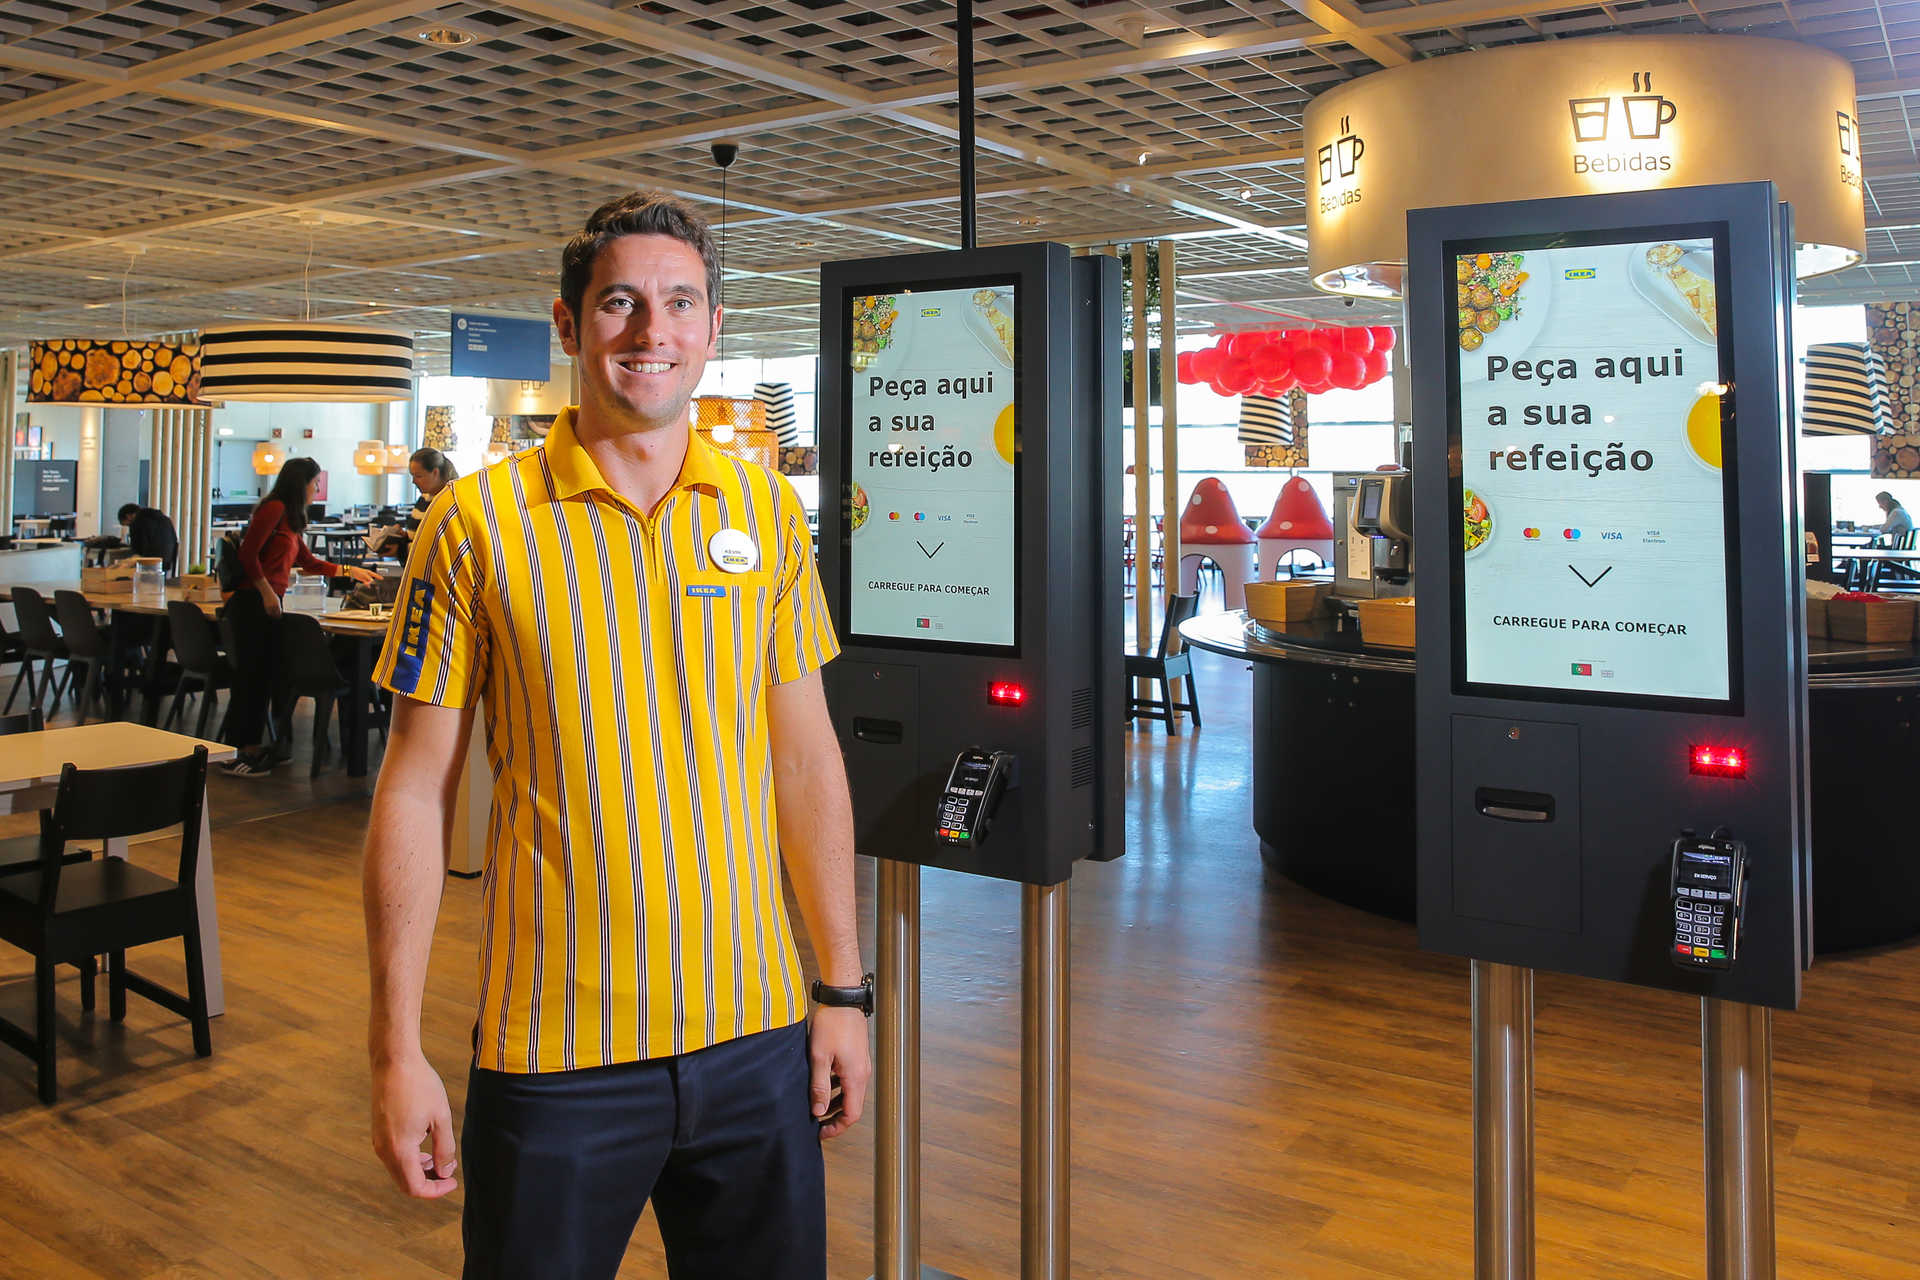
<box><xmin>1182</xmin><ymin>609</ymin><xmax>1920</xmax><ymax>954</ymax></box>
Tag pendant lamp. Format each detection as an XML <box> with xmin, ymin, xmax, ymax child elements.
<box><xmin>754</xmin><ymin>382</ymin><xmax>799</xmax><ymax>446</ymax></box>
<box><xmin>353</xmin><ymin>439</ymin><xmax>388</xmax><ymax>475</ymax></box>
<box><xmin>385</xmin><ymin>443</ymin><xmax>411</xmax><ymax>474</ymax></box>
<box><xmin>1801</xmin><ymin>342</ymin><xmax>1889</xmax><ymax>437</ymax></box>
<box><xmin>252</xmin><ymin>441</ymin><xmax>287</xmax><ymax>475</ymax></box>
<box><xmin>27</xmin><ymin>338</ymin><xmax>208</xmax><ymax>407</ymax></box>
<box><xmin>199</xmin><ymin>323</ymin><xmax>414</xmax><ymax>402</ymax></box>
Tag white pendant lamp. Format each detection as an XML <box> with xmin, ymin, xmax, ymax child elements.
<box><xmin>354</xmin><ymin>439</ymin><xmax>388</xmax><ymax>475</ymax></box>
<box><xmin>200</xmin><ymin>323</ymin><xmax>414</xmax><ymax>402</ymax></box>
<box><xmin>385</xmin><ymin>443</ymin><xmax>411</xmax><ymax>474</ymax></box>
<box><xmin>251</xmin><ymin>441</ymin><xmax>287</xmax><ymax>475</ymax></box>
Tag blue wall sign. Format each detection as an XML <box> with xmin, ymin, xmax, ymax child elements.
<box><xmin>450</xmin><ymin>312</ymin><xmax>551</xmax><ymax>381</ymax></box>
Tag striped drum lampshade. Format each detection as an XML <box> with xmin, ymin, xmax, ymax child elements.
<box><xmin>199</xmin><ymin>323</ymin><xmax>414</xmax><ymax>402</ymax></box>
<box><xmin>1237</xmin><ymin>394</ymin><xmax>1291</xmax><ymax>445</ymax></box>
<box><xmin>755</xmin><ymin>382</ymin><xmax>799</xmax><ymax>446</ymax></box>
<box><xmin>1801</xmin><ymin>341</ymin><xmax>1890</xmax><ymax>436</ymax></box>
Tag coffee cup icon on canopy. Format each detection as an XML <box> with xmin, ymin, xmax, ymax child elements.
<box><xmin>1318</xmin><ymin>114</ymin><xmax>1364</xmax><ymax>185</ymax></box>
<box><xmin>1623</xmin><ymin>92</ymin><xmax>1677</xmax><ymax>139</ymax></box>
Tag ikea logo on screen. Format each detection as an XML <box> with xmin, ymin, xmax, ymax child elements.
<box><xmin>1565</xmin><ymin>267</ymin><xmax>1597</xmax><ymax>280</ymax></box>
<box><xmin>921</xmin><ymin>307</ymin><xmax>942</xmax><ymax>317</ymax></box>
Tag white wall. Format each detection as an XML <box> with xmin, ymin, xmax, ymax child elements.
<box><xmin>211</xmin><ymin>400</ymin><xmax>385</xmax><ymax>508</ymax></box>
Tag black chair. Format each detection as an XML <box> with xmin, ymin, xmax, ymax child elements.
<box><xmin>0</xmin><ymin>709</ymin><xmax>92</xmax><ymax>877</ymax></box>
<box><xmin>9</xmin><ymin>589</ymin><xmax>67</xmax><ymax>719</ymax></box>
<box><xmin>51</xmin><ymin>591</ymin><xmax>114</xmax><ymax>725</ymax></box>
<box><xmin>163</xmin><ymin>602</ymin><xmax>233</xmax><ymax>741</ymax></box>
<box><xmin>0</xmin><ymin>609</ymin><xmax>27</xmax><ymax>714</ymax></box>
<box><xmin>0</xmin><ymin>747</ymin><xmax>212</xmax><ymax>1103</ymax></box>
<box><xmin>1126</xmin><ymin>593</ymin><xmax>1203</xmax><ymax>736</ymax></box>
<box><xmin>280</xmin><ymin>613</ymin><xmax>350</xmax><ymax>776</ymax></box>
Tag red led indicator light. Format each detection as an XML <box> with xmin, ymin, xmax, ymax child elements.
<box><xmin>988</xmin><ymin>681</ymin><xmax>1027</xmax><ymax>706</ymax></box>
<box><xmin>1689</xmin><ymin>744</ymin><xmax>1748</xmax><ymax>778</ymax></box>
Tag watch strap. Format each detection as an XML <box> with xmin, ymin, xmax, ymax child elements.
<box><xmin>810</xmin><ymin>972</ymin><xmax>875</xmax><ymax>1017</ymax></box>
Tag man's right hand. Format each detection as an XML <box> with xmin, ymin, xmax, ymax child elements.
<box><xmin>371</xmin><ymin>1053</ymin><xmax>458</xmax><ymax>1198</ymax></box>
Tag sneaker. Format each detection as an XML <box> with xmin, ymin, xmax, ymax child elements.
<box><xmin>221</xmin><ymin>749</ymin><xmax>275</xmax><ymax>779</ymax></box>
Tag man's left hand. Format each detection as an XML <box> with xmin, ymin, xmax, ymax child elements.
<box><xmin>808</xmin><ymin>1006</ymin><xmax>872</xmax><ymax>1141</ymax></box>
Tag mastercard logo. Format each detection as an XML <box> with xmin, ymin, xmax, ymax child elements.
<box><xmin>1523</xmin><ymin>528</ymin><xmax>1541</xmax><ymax>540</ymax></box>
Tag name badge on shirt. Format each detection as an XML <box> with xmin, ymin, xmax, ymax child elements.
<box><xmin>708</xmin><ymin>528</ymin><xmax>758</xmax><ymax>574</ymax></box>
<box><xmin>685</xmin><ymin>583</ymin><xmax>727</xmax><ymax>598</ymax></box>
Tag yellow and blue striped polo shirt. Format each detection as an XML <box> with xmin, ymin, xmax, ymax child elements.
<box><xmin>375</xmin><ymin>408</ymin><xmax>839</xmax><ymax>1073</ymax></box>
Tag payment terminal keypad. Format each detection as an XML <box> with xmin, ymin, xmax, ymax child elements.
<box><xmin>1670</xmin><ymin>834</ymin><xmax>1746</xmax><ymax>970</ymax></box>
<box><xmin>936</xmin><ymin>748</ymin><xmax>1011</xmax><ymax>848</ymax></box>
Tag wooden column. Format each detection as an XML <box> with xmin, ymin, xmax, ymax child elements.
<box><xmin>187</xmin><ymin>408</ymin><xmax>211</xmax><ymax>571</ymax></box>
<box><xmin>1130</xmin><ymin>242</ymin><xmax>1152</xmax><ymax>661</ymax></box>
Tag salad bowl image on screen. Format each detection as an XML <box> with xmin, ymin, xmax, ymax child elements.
<box><xmin>842</xmin><ymin>280</ymin><xmax>1021</xmax><ymax>652</ymax></box>
<box><xmin>1445</xmin><ymin>223</ymin><xmax>1740</xmax><ymax>712</ymax></box>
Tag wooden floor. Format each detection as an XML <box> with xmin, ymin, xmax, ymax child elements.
<box><xmin>0</xmin><ymin>635</ymin><xmax>1918</xmax><ymax>1278</ymax></box>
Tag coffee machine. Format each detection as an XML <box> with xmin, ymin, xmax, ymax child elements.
<box><xmin>1332</xmin><ymin>470</ymin><xmax>1413</xmax><ymax>600</ymax></box>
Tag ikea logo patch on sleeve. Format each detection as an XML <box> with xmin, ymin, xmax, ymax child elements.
<box><xmin>391</xmin><ymin>580</ymin><xmax>434</xmax><ymax>693</ymax></box>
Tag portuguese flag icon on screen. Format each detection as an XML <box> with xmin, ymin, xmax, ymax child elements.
<box><xmin>1571</xmin><ymin>662</ymin><xmax>1593</xmax><ymax>676</ymax></box>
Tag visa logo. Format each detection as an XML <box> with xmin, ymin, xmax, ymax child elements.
<box><xmin>1601</xmin><ymin>531</ymin><xmax>1623</xmax><ymax>540</ymax></box>
<box><xmin>1565</xmin><ymin>268</ymin><xmax>1597</xmax><ymax>280</ymax></box>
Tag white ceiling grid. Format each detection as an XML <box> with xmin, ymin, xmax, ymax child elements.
<box><xmin>0</xmin><ymin>0</ymin><xmax>1915</xmax><ymax>369</ymax></box>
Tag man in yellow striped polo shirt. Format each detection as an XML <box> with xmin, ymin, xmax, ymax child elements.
<box><xmin>363</xmin><ymin>191</ymin><xmax>869</xmax><ymax>1280</ymax></box>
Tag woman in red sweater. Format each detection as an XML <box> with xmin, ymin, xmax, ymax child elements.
<box><xmin>225</xmin><ymin>457</ymin><xmax>378</xmax><ymax>777</ymax></box>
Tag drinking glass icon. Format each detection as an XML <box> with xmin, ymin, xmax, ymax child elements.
<box><xmin>1837</xmin><ymin>110</ymin><xmax>1856</xmax><ymax>157</ymax></box>
<box><xmin>1335</xmin><ymin>133</ymin><xmax>1364</xmax><ymax>177</ymax></box>
<box><xmin>1317</xmin><ymin>143</ymin><xmax>1334</xmax><ymax>186</ymax></box>
<box><xmin>1569</xmin><ymin>96</ymin><xmax>1611</xmax><ymax>142</ymax></box>
<box><xmin>1622</xmin><ymin>94</ymin><xmax>1677</xmax><ymax>140</ymax></box>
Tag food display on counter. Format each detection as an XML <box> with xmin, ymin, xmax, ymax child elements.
<box><xmin>1455</xmin><ymin>252</ymin><xmax>1528</xmax><ymax>352</ymax></box>
<box><xmin>1826</xmin><ymin>591</ymin><xmax>1919</xmax><ymax>644</ymax></box>
<box><xmin>1645</xmin><ymin>243</ymin><xmax>1719</xmax><ymax>338</ymax></box>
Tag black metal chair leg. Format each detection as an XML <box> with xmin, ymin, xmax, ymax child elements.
<box><xmin>3</xmin><ymin>662</ymin><xmax>22</xmax><ymax>714</ymax></box>
<box><xmin>44</xmin><ymin>661</ymin><xmax>66</xmax><ymax>718</ymax></box>
<box><xmin>163</xmin><ymin>674</ymin><xmax>188</xmax><ymax>730</ymax></box>
<box><xmin>77</xmin><ymin>955</ymin><xmax>96</xmax><ymax>1012</ymax></box>
<box><xmin>1163</xmin><ymin>675</ymin><xmax>1179</xmax><ymax>737</ymax></box>
<box><xmin>75</xmin><ymin>662</ymin><xmax>100</xmax><ymax>726</ymax></box>
<box><xmin>109</xmin><ymin>950</ymin><xmax>127</xmax><ymax>1022</ymax></box>
<box><xmin>34</xmin><ymin>955</ymin><xmax>56</xmax><ymax>1104</ymax></box>
<box><xmin>195</xmin><ymin>686</ymin><xmax>216</xmax><ymax>740</ymax></box>
<box><xmin>1186</xmin><ymin>672</ymin><xmax>1202</xmax><ymax>728</ymax></box>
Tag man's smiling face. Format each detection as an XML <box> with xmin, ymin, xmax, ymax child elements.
<box><xmin>556</xmin><ymin>232</ymin><xmax>721</xmax><ymax>434</ymax></box>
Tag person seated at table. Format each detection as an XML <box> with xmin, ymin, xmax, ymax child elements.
<box><xmin>406</xmin><ymin>448</ymin><xmax>457</xmax><ymax>538</ymax></box>
<box><xmin>223</xmin><ymin>457</ymin><xmax>379</xmax><ymax>778</ymax></box>
<box><xmin>117</xmin><ymin>503</ymin><xmax>179</xmax><ymax>574</ymax></box>
<box><xmin>1874</xmin><ymin>491</ymin><xmax>1913</xmax><ymax>542</ymax></box>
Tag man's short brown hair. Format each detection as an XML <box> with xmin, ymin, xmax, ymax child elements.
<box><xmin>559</xmin><ymin>191</ymin><xmax>721</xmax><ymax>324</ymax></box>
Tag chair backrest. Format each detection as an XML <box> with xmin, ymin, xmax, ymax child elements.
<box><xmin>0</xmin><ymin>708</ymin><xmax>45</xmax><ymax>735</ymax></box>
<box><xmin>9</xmin><ymin>588</ymin><xmax>60</xmax><ymax>653</ymax></box>
<box><xmin>166</xmin><ymin>601</ymin><xmax>223</xmax><ymax>673</ymax></box>
<box><xmin>33</xmin><ymin>747</ymin><xmax>210</xmax><ymax>906</ymax></box>
<box><xmin>1901</xmin><ymin>529</ymin><xmax>1918</xmax><ymax>551</ymax></box>
<box><xmin>51</xmin><ymin>590</ymin><xmax>107</xmax><ymax>660</ymax></box>
<box><xmin>279</xmin><ymin>612</ymin><xmax>344</xmax><ymax>692</ymax></box>
<box><xmin>1159</xmin><ymin>593</ymin><xmax>1200</xmax><ymax>660</ymax></box>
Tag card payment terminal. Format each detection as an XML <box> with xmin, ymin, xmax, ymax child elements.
<box><xmin>1670</xmin><ymin>832</ymin><xmax>1747</xmax><ymax>970</ymax></box>
<box><xmin>937</xmin><ymin>748</ymin><xmax>1013</xmax><ymax>847</ymax></box>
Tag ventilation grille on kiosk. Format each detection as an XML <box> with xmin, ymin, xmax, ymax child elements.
<box><xmin>1071</xmin><ymin>744</ymin><xmax>1095</xmax><ymax>789</ymax></box>
<box><xmin>1071</xmin><ymin>687</ymin><xmax>1094</xmax><ymax>729</ymax></box>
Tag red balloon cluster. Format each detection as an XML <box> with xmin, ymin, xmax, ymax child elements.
<box><xmin>1174</xmin><ymin>326</ymin><xmax>1396</xmax><ymax>398</ymax></box>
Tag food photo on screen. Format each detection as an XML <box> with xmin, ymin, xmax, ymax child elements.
<box><xmin>1450</xmin><ymin>229</ymin><xmax>1735</xmax><ymax>706</ymax></box>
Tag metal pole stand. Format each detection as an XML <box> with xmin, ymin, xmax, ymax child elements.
<box><xmin>1471</xmin><ymin>960</ymin><xmax>1535</xmax><ymax>1280</ymax></box>
<box><xmin>1702</xmin><ymin>998</ymin><xmax>1775</xmax><ymax>1280</ymax></box>
<box><xmin>1023</xmin><ymin>881</ymin><xmax>1069</xmax><ymax>1280</ymax></box>
<box><xmin>873</xmin><ymin>859</ymin><xmax>965</xmax><ymax>1280</ymax></box>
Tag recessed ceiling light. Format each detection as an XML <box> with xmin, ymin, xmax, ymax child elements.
<box><xmin>1239</xmin><ymin>187</ymin><xmax>1255</xmax><ymax>200</ymax></box>
<box><xmin>795</xmin><ymin>239</ymin><xmax>818</xmax><ymax>248</ymax></box>
<box><xmin>1137</xmin><ymin>151</ymin><xmax>1150</xmax><ymax>166</ymax></box>
<box><xmin>413</xmin><ymin>25</ymin><xmax>474</xmax><ymax>46</ymax></box>
<box><xmin>1017</xmin><ymin>216</ymin><xmax>1043</xmax><ymax>228</ymax></box>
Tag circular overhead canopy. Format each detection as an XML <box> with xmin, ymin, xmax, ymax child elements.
<box><xmin>1303</xmin><ymin>35</ymin><xmax>1866</xmax><ymax>297</ymax></box>
<box><xmin>199</xmin><ymin>323</ymin><xmax>414</xmax><ymax>403</ymax></box>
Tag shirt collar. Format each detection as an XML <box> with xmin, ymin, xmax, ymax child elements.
<box><xmin>543</xmin><ymin>406</ymin><xmax>727</xmax><ymax>504</ymax></box>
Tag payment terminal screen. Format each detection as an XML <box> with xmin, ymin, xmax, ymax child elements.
<box><xmin>844</xmin><ymin>281</ymin><xmax>1020</xmax><ymax>650</ymax></box>
<box><xmin>1448</xmin><ymin>227</ymin><xmax>1739</xmax><ymax>708</ymax></box>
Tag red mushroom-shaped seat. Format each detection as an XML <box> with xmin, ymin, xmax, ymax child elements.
<box><xmin>1177</xmin><ymin>478</ymin><xmax>1256</xmax><ymax>608</ymax></box>
<box><xmin>1256</xmin><ymin>476</ymin><xmax>1337</xmax><ymax>579</ymax></box>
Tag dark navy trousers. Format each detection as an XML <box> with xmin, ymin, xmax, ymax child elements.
<box><xmin>460</xmin><ymin>1020</ymin><xmax>825</xmax><ymax>1280</ymax></box>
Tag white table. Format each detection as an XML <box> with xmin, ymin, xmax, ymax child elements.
<box><xmin>0</xmin><ymin>723</ymin><xmax>235</xmax><ymax>1015</ymax></box>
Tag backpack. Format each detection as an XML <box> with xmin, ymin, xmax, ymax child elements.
<box><xmin>215</xmin><ymin>530</ymin><xmax>246</xmax><ymax>592</ymax></box>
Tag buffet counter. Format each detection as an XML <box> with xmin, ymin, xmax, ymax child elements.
<box><xmin>1182</xmin><ymin>609</ymin><xmax>1920</xmax><ymax>954</ymax></box>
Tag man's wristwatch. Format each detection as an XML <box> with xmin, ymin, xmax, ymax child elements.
<box><xmin>810</xmin><ymin>973</ymin><xmax>875</xmax><ymax>1017</ymax></box>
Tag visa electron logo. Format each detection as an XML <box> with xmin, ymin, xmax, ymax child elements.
<box><xmin>1523</xmin><ymin>527</ymin><xmax>1542</xmax><ymax>540</ymax></box>
<box><xmin>1565</xmin><ymin>268</ymin><xmax>1596</xmax><ymax>280</ymax></box>
<box><xmin>913</xmin><ymin>512</ymin><xmax>927</xmax><ymax>521</ymax></box>
<box><xmin>1563</xmin><ymin>528</ymin><xmax>1582</xmax><ymax>540</ymax></box>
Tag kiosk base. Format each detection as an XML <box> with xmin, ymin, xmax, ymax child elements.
<box><xmin>868</xmin><ymin>1269</ymin><xmax>969</xmax><ymax>1280</ymax></box>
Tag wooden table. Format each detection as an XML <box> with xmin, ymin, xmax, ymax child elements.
<box><xmin>0</xmin><ymin>723</ymin><xmax>234</xmax><ymax>1015</ymax></box>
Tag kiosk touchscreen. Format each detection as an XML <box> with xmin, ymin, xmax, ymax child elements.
<box><xmin>1410</xmin><ymin>183</ymin><xmax>1809</xmax><ymax>1009</ymax></box>
<box><xmin>818</xmin><ymin>243</ymin><xmax>1123</xmax><ymax>886</ymax></box>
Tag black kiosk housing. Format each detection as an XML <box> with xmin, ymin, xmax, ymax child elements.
<box><xmin>818</xmin><ymin>243</ymin><xmax>1124</xmax><ymax>886</ymax></box>
<box><xmin>1409</xmin><ymin>183</ymin><xmax>1810</xmax><ymax>1009</ymax></box>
